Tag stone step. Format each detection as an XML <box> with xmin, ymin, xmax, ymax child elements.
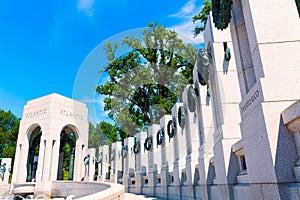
<box><xmin>125</xmin><ymin>193</ymin><xmax>159</xmax><ymax>200</ymax></box>
<box><xmin>11</xmin><ymin>182</ymin><xmax>36</xmax><ymax>194</ymax></box>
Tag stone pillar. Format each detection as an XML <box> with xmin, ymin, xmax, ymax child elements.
<box><xmin>140</xmin><ymin>133</ymin><xmax>148</xmax><ymax>178</ymax></box>
<box><xmin>110</xmin><ymin>142</ymin><xmax>117</xmax><ymax>183</ymax></box>
<box><xmin>168</xmin><ymin>103</ymin><xmax>185</xmax><ymax>200</ymax></box>
<box><xmin>86</xmin><ymin>148</ymin><xmax>95</xmax><ymax>182</ymax></box>
<box><xmin>123</xmin><ymin>137</ymin><xmax>135</xmax><ymax>192</ymax></box>
<box><xmin>97</xmin><ymin>146</ymin><xmax>104</xmax><ymax>181</ymax></box>
<box><xmin>158</xmin><ymin>115</ymin><xmax>172</xmax><ymax>199</ymax></box>
<box><xmin>192</xmin><ymin>73</ymin><xmax>215</xmax><ymax>200</ymax></box>
<box><xmin>74</xmin><ymin>140</ymin><xmax>85</xmax><ymax>181</ymax></box>
<box><xmin>102</xmin><ymin>145</ymin><xmax>110</xmax><ymax>181</ymax></box>
<box><xmin>11</xmin><ymin>122</ymin><xmax>29</xmax><ymax>183</ymax></box>
<box><xmin>42</xmin><ymin>139</ymin><xmax>54</xmax><ymax>182</ymax></box>
<box><xmin>140</xmin><ymin>131</ymin><xmax>148</xmax><ymax>193</ymax></box>
<box><xmin>50</xmin><ymin>138</ymin><xmax>60</xmax><ymax>181</ymax></box>
<box><xmin>115</xmin><ymin>142</ymin><xmax>123</xmax><ymax>183</ymax></box>
<box><xmin>200</xmin><ymin>15</ymin><xmax>242</xmax><ymax>199</ymax></box>
<box><xmin>180</xmin><ymin>86</ymin><xmax>200</xmax><ymax>200</ymax></box>
<box><xmin>110</xmin><ymin>141</ymin><xmax>122</xmax><ymax>183</ymax></box>
<box><xmin>34</xmin><ymin>136</ymin><xmax>51</xmax><ymax>197</ymax></box>
<box><xmin>135</xmin><ymin>132</ymin><xmax>146</xmax><ymax>194</ymax></box>
<box><xmin>147</xmin><ymin>124</ymin><xmax>160</xmax><ymax>195</ymax></box>
<box><xmin>228</xmin><ymin>0</ymin><xmax>300</xmax><ymax>199</ymax></box>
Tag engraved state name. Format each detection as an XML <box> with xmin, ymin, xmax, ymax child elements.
<box><xmin>241</xmin><ymin>90</ymin><xmax>260</xmax><ymax>113</ymax></box>
<box><xmin>25</xmin><ymin>109</ymin><xmax>47</xmax><ymax>118</ymax></box>
<box><xmin>60</xmin><ymin>109</ymin><xmax>83</xmax><ymax>120</ymax></box>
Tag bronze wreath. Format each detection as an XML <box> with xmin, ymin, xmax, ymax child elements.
<box><xmin>212</xmin><ymin>0</ymin><xmax>233</xmax><ymax>30</ymax></box>
<box><xmin>167</xmin><ymin>119</ymin><xmax>176</xmax><ymax>139</ymax></box>
<box><xmin>122</xmin><ymin>145</ymin><xmax>128</xmax><ymax>157</ymax></box>
<box><xmin>95</xmin><ymin>153</ymin><xmax>103</xmax><ymax>164</ymax></box>
<box><xmin>0</xmin><ymin>164</ymin><xmax>6</xmax><ymax>173</ymax></box>
<box><xmin>187</xmin><ymin>86</ymin><xmax>197</xmax><ymax>112</ymax></box>
<box><xmin>196</xmin><ymin>48</ymin><xmax>210</xmax><ymax>86</ymax></box>
<box><xmin>178</xmin><ymin>106</ymin><xmax>187</xmax><ymax>128</ymax></box>
<box><xmin>144</xmin><ymin>136</ymin><xmax>153</xmax><ymax>151</ymax></box>
<box><xmin>133</xmin><ymin>141</ymin><xmax>141</xmax><ymax>154</ymax></box>
<box><xmin>110</xmin><ymin>149</ymin><xmax>115</xmax><ymax>161</ymax></box>
<box><xmin>157</xmin><ymin>128</ymin><xmax>165</xmax><ymax>146</ymax></box>
<box><xmin>84</xmin><ymin>155</ymin><xmax>90</xmax><ymax>165</ymax></box>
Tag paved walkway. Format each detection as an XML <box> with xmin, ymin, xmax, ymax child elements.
<box><xmin>124</xmin><ymin>193</ymin><xmax>159</xmax><ymax>200</ymax></box>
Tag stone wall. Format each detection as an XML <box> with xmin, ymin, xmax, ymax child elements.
<box><xmin>96</xmin><ymin>3</ymin><xmax>300</xmax><ymax>198</ymax></box>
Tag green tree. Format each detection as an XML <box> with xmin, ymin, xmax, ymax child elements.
<box><xmin>88</xmin><ymin>122</ymin><xmax>101</xmax><ymax>148</ymax></box>
<box><xmin>96</xmin><ymin>22</ymin><xmax>196</xmax><ymax>135</ymax></box>
<box><xmin>192</xmin><ymin>0</ymin><xmax>212</xmax><ymax>37</ymax></box>
<box><xmin>0</xmin><ymin>109</ymin><xmax>20</xmax><ymax>162</ymax></box>
<box><xmin>296</xmin><ymin>0</ymin><xmax>300</xmax><ymax>16</ymax></box>
<box><xmin>62</xmin><ymin>143</ymin><xmax>71</xmax><ymax>180</ymax></box>
<box><xmin>88</xmin><ymin>121</ymin><xmax>119</xmax><ymax>148</ymax></box>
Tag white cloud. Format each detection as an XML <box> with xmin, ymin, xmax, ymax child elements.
<box><xmin>77</xmin><ymin>0</ymin><xmax>95</xmax><ymax>16</ymax></box>
<box><xmin>80</xmin><ymin>98</ymin><xmax>97</xmax><ymax>103</ymax></box>
<box><xmin>169</xmin><ymin>21</ymin><xmax>204</xmax><ymax>44</ymax></box>
<box><xmin>169</xmin><ymin>0</ymin><xmax>196</xmax><ymax>18</ymax></box>
<box><xmin>168</xmin><ymin>0</ymin><xmax>204</xmax><ymax>44</ymax></box>
<box><xmin>80</xmin><ymin>95</ymin><xmax>105</xmax><ymax>107</ymax></box>
<box><xmin>80</xmin><ymin>95</ymin><xmax>112</xmax><ymax>124</ymax></box>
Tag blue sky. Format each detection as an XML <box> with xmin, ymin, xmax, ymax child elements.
<box><xmin>0</xmin><ymin>0</ymin><xmax>204</xmax><ymax>123</ymax></box>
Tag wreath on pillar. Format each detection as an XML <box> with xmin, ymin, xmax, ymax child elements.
<box><xmin>178</xmin><ymin>106</ymin><xmax>187</xmax><ymax>128</ymax></box>
<box><xmin>187</xmin><ymin>86</ymin><xmax>197</xmax><ymax>112</ymax></box>
<box><xmin>157</xmin><ymin>128</ymin><xmax>165</xmax><ymax>146</ymax></box>
<box><xmin>212</xmin><ymin>0</ymin><xmax>233</xmax><ymax>30</ymax></box>
<box><xmin>110</xmin><ymin>149</ymin><xmax>115</xmax><ymax>161</ymax></box>
<box><xmin>84</xmin><ymin>155</ymin><xmax>90</xmax><ymax>166</ymax></box>
<box><xmin>0</xmin><ymin>164</ymin><xmax>6</xmax><ymax>173</ymax></box>
<box><xmin>122</xmin><ymin>145</ymin><xmax>128</xmax><ymax>157</ymax></box>
<box><xmin>167</xmin><ymin>119</ymin><xmax>176</xmax><ymax>139</ymax></box>
<box><xmin>133</xmin><ymin>141</ymin><xmax>141</xmax><ymax>154</ymax></box>
<box><xmin>95</xmin><ymin>153</ymin><xmax>103</xmax><ymax>164</ymax></box>
<box><xmin>144</xmin><ymin>136</ymin><xmax>153</xmax><ymax>151</ymax></box>
<box><xmin>196</xmin><ymin>49</ymin><xmax>210</xmax><ymax>86</ymax></box>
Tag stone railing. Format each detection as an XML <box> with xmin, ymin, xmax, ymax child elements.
<box><xmin>52</xmin><ymin>181</ymin><xmax>124</xmax><ymax>200</ymax></box>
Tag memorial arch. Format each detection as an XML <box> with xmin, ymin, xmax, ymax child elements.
<box><xmin>11</xmin><ymin>93</ymin><xmax>89</xmax><ymax>195</ymax></box>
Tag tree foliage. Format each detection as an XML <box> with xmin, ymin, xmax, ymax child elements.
<box><xmin>96</xmin><ymin>22</ymin><xmax>196</xmax><ymax>135</ymax></box>
<box><xmin>88</xmin><ymin>121</ymin><xmax>120</xmax><ymax>148</ymax></box>
<box><xmin>296</xmin><ymin>0</ymin><xmax>300</xmax><ymax>16</ymax></box>
<box><xmin>192</xmin><ymin>0</ymin><xmax>212</xmax><ymax>37</ymax></box>
<box><xmin>0</xmin><ymin>109</ymin><xmax>20</xmax><ymax>161</ymax></box>
<box><xmin>62</xmin><ymin>143</ymin><xmax>71</xmax><ymax>180</ymax></box>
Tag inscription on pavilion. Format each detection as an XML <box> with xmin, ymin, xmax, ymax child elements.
<box><xmin>23</xmin><ymin>108</ymin><xmax>84</xmax><ymax>120</ymax></box>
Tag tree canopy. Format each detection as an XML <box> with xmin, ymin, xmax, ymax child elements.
<box><xmin>192</xmin><ymin>0</ymin><xmax>212</xmax><ymax>37</ymax></box>
<box><xmin>296</xmin><ymin>0</ymin><xmax>300</xmax><ymax>16</ymax></box>
<box><xmin>0</xmin><ymin>109</ymin><xmax>20</xmax><ymax>162</ymax></box>
<box><xmin>96</xmin><ymin>22</ymin><xmax>196</xmax><ymax>136</ymax></box>
<box><xmin>88</xmin><ymin>121</ymin><xmax>120</xmax><ymax>148</ymax></box>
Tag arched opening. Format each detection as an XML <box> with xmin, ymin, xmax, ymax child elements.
<box><xmin>26</xmin><ymin>126</ymin><xmax>42</xmax><ymax>182</ymax></box>
<box><xmin>57</xmin><ymin>126</ymin><xmax>77</xmax><ymax>180</ymax></box>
